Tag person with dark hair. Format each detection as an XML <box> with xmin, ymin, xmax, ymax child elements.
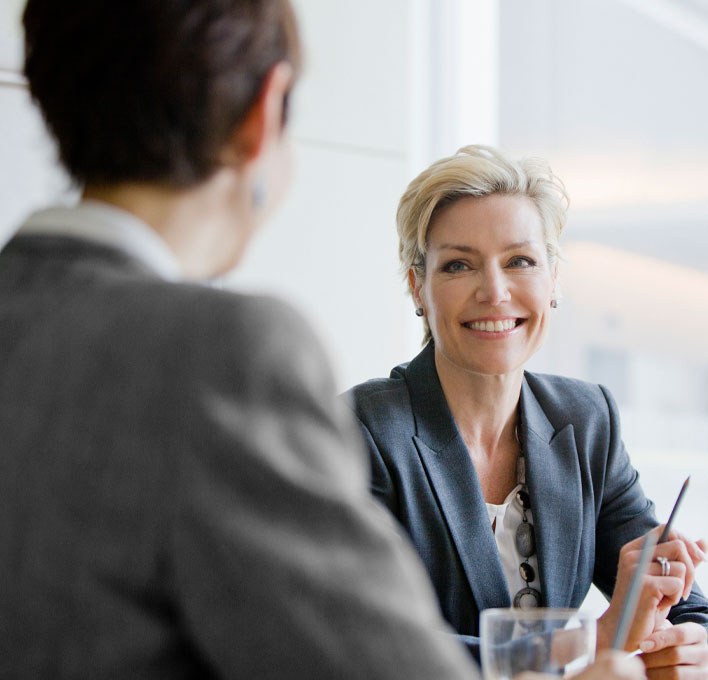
<box><xmin>0</xmin><ymin>2</ymin><xmax>648</xmax><ymax>680</ymax></box>
<box><xmin>0</xmin><ymin>1</ymin><xmax>482</xmax><ymax>677</ymax></box>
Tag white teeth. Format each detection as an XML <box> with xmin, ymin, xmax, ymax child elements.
<box><xmin>465</xmin><ymin>319</ymin><xmax>517</xmax><ymax>332</ymax></box>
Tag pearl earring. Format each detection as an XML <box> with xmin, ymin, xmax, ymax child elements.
<box><xmin>550</xmin><ymin>299</ymin><xmax>559</xmax><ymax>309</ymax></box>
<box><xmin>415</xmin><ymin>307</ymin><xmax>424</xmax><ymax>317</ymax></box>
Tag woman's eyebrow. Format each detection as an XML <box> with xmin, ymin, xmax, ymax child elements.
<box><xmin>437</xmin><ymin>244</ymin><xmax>480</xmax><ymax>254</ymax></box>
<box><xmin>437</xmin><ymin>240</ymin><xmax>540</xmax><ymax>253</ymax></box>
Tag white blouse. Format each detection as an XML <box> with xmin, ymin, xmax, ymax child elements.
<box><xmin>485</xmin><ymin>484</ymin><xmax>542</xmax><ymax>603</ymax></box>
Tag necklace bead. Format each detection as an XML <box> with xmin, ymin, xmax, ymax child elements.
<box><xmin>513</xmin><ymin>586</ymin><xmax>542</xmax><ymax>609</ymax></box>
<box><xmin>511</xmin><ymin>420</ymin><xmax>542</xmax><ymax>609</ymax></box>
<box><xmin>515</xmin><ymin>520</ymin><xmax>536</xmax><ymax>557</ymax></box>
<box><xmin>516</xmin><ymin>488</ymin><xmax>531</xmax><ymax>510</ymax></box>
<box><xmin>519</xmin><ymin>561</ymin><xmax>535</xmax><ymax>582</ymax></box>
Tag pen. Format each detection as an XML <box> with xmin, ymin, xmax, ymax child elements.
<box><xmin>612</xmin><ymin>531</ymin><xmax>658</xmax><ymax>650</ymax></box>
<box><xmin>658</xmin><ymin>476</ymin><xmax>690</xmax><ymax>544</ymax></box>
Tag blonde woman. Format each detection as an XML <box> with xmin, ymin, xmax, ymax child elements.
<box><xmin>345</xmin><ymin>146</ymin><xmax>708</xmax><ymax>677</ymax></box>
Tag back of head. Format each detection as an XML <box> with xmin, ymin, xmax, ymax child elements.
<box><xmin>22</xmin><ymin>0</ymin><xmax>301</xmax><ymax>189</ymax></box>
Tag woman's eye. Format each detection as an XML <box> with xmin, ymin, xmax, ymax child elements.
<box><xmin>507</xmin><ymin>256</ymin><xmax>536</xmax><ymax>269</ymax></box>
<box><xmin>443</xmin><ymin>260</ymin><xmax>469</xmax><ymax>273</ymax></box>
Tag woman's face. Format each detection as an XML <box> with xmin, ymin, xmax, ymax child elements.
<box><xmin>412</xmin><ymin>193</ymin><xmax>556</xmax><ymax>378</ymax></box>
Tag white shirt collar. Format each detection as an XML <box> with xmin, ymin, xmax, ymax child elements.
<box><xmin>18</xmin><ymin>200</ymin><xmax>183</xmax><ymax>281</ymax></box>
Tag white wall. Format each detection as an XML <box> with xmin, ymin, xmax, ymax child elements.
<box><xmin>0</xmin><ymin>85</ymin><xmax>72</xmax><ymax>248</ymax></box>
<box><xmin>0</xmin><ymin>0</ymin><xmax>72</xmax><ymax>248</ymax></box>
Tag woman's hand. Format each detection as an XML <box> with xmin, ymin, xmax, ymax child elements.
<box><xmin>597</xmin><ymin>528</ymin><xmax>706</xmax><ymax>653</ymax></box>
<box><xmin>656</xmin><ymin>531</ymin><xmax>707</xmax><ymax>600</ymax></box>
<box><xmin>639</xmin><ymin>621</ymin><xmax>708</xmax><ymax>680</ymax></box>
<box><xmin>514</xmin><ymin>650</ymin><xmax>646</xmax><ymax>680</ymax></box>
<box><xmin>578</xmin><ymin>651</ymin><xmax>647</xmax><ymax>680</ymax></box>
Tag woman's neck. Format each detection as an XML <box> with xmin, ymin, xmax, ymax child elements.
<box><xmin>434</xmin><ymin>346</ymin><xmax>523</xmax><ymax>482</ymax></box>
<box><xmin>83</xmin><ymin>167</ymin><xmax>253</xmax><ymax>280</ymax></box>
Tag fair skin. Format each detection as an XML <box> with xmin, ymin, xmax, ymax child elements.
<box><xmin>411</xmin><ymin>193</ymin><xmax>707</xmax><ymax>675</ymax></box>
<box><xmin>83</xmin><ymin>61</ymin><xmax>294</xmax><ymax>279</ymax></box>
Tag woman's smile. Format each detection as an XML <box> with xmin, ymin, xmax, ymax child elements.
<box><xmin>462</xmin><ymin>317</ymin><xmax>524</xmax><ymax>334</ymax></box>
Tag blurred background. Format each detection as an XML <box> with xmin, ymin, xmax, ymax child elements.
<box><xmin>2</xmin><ymin>0</ymin><xmax>707</xmax><ymax>606</ymax></box>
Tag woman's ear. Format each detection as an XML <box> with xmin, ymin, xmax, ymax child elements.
<box><xmin>551</xmin><ymin>260</ymin><xmax>559</xmax><ymax>297</ymax></box>
<box><xmin>221</xmin><ymin>61</ymin><xmax>294</xmax><ymax>166</ymax></box>
<box><xmin>408</xmin><ymin>268</ymin><xmax>423</xmax><ymax>307</ymax></box>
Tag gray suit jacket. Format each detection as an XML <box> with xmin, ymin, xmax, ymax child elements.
<box><xmin>344</xmin><ymin>342</ymin><xmax>708</xmax><ymax>659</ymax></box>
<box><xmin>0</xmin><ymin>235</ymin><xmax>476</xmax><ymax>679</ymax></box>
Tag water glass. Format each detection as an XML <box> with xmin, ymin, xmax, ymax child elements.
<box><xmin>480</xmin><ymin>608</ymin><xmax>596</xmax><ymax>680</ymax></box>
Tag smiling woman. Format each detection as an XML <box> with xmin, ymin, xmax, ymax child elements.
<box><xmin>413</xmin><ymin>193</ymin><xmax>555</xmax><ymax>379</ymax></box>
<box><xmin>342</xmin><ymin>144</ymin><xmax>708</xmax><ymax>674</ymax></box>
<box><xmin>399</xmin><ymin>147</ymin><xmax>566</xmax><ymax>346</ymax></box>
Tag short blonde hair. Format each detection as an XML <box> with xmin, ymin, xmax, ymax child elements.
<box><xmin>397</xmin><ymin>145</ymin><xmax>569</xmax><ymax>342</ymax></box>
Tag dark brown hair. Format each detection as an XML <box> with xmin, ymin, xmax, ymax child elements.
<box><xmin>23</xmin><ymin>0</ymin><xmax>301</xmax><ymax>188</ymax></box>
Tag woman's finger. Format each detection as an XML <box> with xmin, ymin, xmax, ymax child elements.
<box><xmin>653</xmin><ymin>539</ymin><xmax>695</xmax><ymax>599</ymax></box>
<box><xmin>663</xmin><ymin>529</ymin><xmax>708</xmax><ymax>570</ymax></box>
<box><xmin>647</xmin><ymin>560</ymin><xmax>686</xmax><ymax>582</ymax></box>
<box><xmin>647</xmin><ymin>558</ymin><xmax>689</xmax><ymax>600</ymax></box>
<box><xmin>613</xmin><ymin>575</ymin><xmax>684</xmax><ymax>651</ymax></box>
<box><xmin>640</xmin><ymin>640</ymin><xmax>708</xmax><ymax>669</ymax></box>
<box><xmin>640</xmin><ymin>621</ymin><xmax>708</xmax><ymax>654</ymax></box>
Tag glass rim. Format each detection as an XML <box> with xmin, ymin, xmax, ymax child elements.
<box><xmin>481</xmin><ymin>607</ymin><xmax>594</xmax><ymax>621</ymax></box>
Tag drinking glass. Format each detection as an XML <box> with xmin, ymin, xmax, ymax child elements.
<box><xmin>480</xmin><ymin>608</ymin><xmax>596</xmax><ymax>680</ymax></box>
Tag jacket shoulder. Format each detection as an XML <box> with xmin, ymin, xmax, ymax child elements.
<box><xmin>103</xmin><ymin>280</ymin><xmax>319</xmax><ymax>357</ymax></box>
<box><xmin>342</xmin><ymin>364</ymin><xmax>414</xmax><ymax>433</ymax></box>
<box><xmin>138</xmin><ymin>285</ymin><xmax>333</xmax><ymax>394</ymax></box>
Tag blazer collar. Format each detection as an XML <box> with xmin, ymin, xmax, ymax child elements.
<box><xmin>404</xmin><ymin>341</ymin><xmax>459</xmax><ymax>450</ymax></box>
<box><xmin>519</xmin><ymin>381</ymin><xmax>583</xmax><ymax>608</ymax></box>
<box><xmin>404</xmin><ymin>341</ymin><xmax>582</xmax><ymax>609</ymax></box>
<box><xmin>405</xmin><ymin>342</ymin><xmax>510</xmax><ymax>610</ymax></box>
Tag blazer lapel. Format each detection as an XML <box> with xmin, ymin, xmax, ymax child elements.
<box><xmin>405</xmin><ymin>343</ymin><xmax>511</xmax><ymax>610</ymax></box>
<box><xmin>519</xmin><ymin>379</ymin><xmax>583</xmax><ymax>608</ymax></box>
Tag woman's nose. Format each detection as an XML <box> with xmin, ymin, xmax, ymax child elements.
<box><xmin>475</xmin><ymin>267</ymin><xmax>511</xmax><ymax>305</ymax></box>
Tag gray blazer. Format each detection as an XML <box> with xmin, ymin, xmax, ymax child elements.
<box><xmin>345</xmin><ymin>341</ymin><xmax>708</xmax><ymax>658</ymax></box>
<box><xmin>0</xmin><ymin>235</ymin><xmax>476</xmax><ymax>680</ymax></box>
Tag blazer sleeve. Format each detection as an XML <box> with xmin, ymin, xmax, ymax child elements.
<box><xmin>169</xmin><ymin>295</ymin><xmax>478</xmax><ymax>680</ymax></box>
<box><xmin>593</xmin><ymin>385</ymin><xmax>708</xmax><ymax>629</ymax></box>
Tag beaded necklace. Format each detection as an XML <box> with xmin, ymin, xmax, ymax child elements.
<box><xmin>513</xmin><ymin>426</ymin><xmax>541</xmax><ymax>608</ymax></box>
